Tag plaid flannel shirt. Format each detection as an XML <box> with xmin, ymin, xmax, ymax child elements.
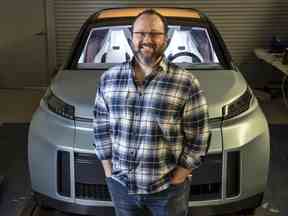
<box><xmin>93</xmin><ymin>58</ymin><xmax>209</xmax><ymax>194</ymax></box>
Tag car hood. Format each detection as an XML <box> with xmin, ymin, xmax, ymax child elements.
<box><xmin>50</xmin><ymin>69</ymin><xmax>247</xmax><ymax>119</ymax></box>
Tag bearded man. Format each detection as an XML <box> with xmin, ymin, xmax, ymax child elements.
<box><xmin>93</xmin><ymin>9</ymin><xmax>209</xmax><ymax>216</ymax></box>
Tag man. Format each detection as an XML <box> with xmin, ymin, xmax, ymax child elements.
<box><xmin>93</xmin><ymin>9</ymin><xmax>209</xmax><ymax>216</ymax></box>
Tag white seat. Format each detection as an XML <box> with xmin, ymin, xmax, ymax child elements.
<box><xmin>94</xmin><ymin>29</ymin><xmax>133</xmax><ymax>63</ymax></box>
<box><xmin>164</xmin><ymin>30</ymin><xmax>203</xmax><ymax>63</ymax></box>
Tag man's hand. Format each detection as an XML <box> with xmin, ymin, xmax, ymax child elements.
<box><xmin>170</xmin><ymin>166</ymin><xmax>192</xmax><ymax>185</ymax></box>
<box><xmin>101</xmin><ymin>160</ymin><xmax>112</xmax><ymax>177</ymax></box>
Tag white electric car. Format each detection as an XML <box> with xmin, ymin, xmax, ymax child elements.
<box><xmin>28</xmin><ymin>7</ymin><xmax>270</xmax><ymax>215</ymax></box>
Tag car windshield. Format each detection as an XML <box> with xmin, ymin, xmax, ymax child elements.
<box><xmin>77</xmin><ymin>25</ymin><xmax>220</xmax><ymax>69</ymax></box>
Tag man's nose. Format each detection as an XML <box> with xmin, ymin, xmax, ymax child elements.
<box><xmin>142</xmin><ymin>34</ymin><xmax>152</xmax><ymax>43</ymax></box>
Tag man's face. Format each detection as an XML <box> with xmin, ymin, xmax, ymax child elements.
<box><xmin>132</xmin><ymin>14</ymin><xmax>167</xmax><ymax>66</ymax></box>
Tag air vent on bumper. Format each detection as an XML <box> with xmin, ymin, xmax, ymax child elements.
<box><xmin>57</xmin><ymin>151</ymin><xmax>71</xmax><ymax>197</ymax></box>
<box><xmin>226</xmin><ymin>151</ymin><xmax>240</xmax><ymax>197</ymax></box>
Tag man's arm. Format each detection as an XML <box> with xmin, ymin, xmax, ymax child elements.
<box><xmin>171</xmin><ymin>77</ymin><xmax>209</xmax><ymax>184</ymax></box>
<box><xmin>93</xmin><ymin>86</ymin><xmax>113</xmax><ymax>177</ymax></box>
<box><xmin>101</xmin><ymin>160</ymin><xmax>112</xmax><ymax>177</ymax></box>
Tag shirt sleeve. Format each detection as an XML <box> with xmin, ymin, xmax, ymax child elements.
<box><xmin>93</xmin><ymin>86</ymin><xmax>112</xmax><ymax>160</ymax></box>
<box><xmin>178</xmin><ymin>77</ymin><xmax>210</xmax><ymax>170</ymax></box>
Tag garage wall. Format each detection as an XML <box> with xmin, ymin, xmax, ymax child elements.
<box><xmin>0</xmin><ymin>0</ymin><xmax>48</xmax><ymax>88</ymax></box>
<box><xmin>51</xmin><ymin>0</ymin><xmax>288</xmax><ymax>67</ymax></box>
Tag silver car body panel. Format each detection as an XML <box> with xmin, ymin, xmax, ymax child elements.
<box><xmin>28</xmin><ymin>103</ymin><xmax>75</xmax><ymax>203</ymax></box>
<box><xmin>51</xmin><ymin>68</ymin><xmax>247</xmax><ymax>119</ymax></box>
<box><xmin>29</xmin><ymin>67</ymin><xmax>269</xmax><ymax>209</ymax></box>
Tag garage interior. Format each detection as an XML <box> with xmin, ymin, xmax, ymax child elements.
<box><xmin>0</xmin><ymin>0</ymin><xmax>288</xmax><ymax>216</ymax></box>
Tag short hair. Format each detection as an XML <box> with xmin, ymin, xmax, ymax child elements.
<box><xmin>132</xmin><ymin>9</ymin><xmax>168</xmax><ymax>35</ymax></box>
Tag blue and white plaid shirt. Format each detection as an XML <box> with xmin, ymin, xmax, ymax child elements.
<box><xmin>93</xmin><ymin>58</ymin><xmax>209</xmax><ymax>194</ymax></box>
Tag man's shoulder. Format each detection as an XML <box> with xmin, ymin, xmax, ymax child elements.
<box><xmin>101</xmin><ymin>62</ymin><xmax>130</xmax><ymax>80</ymax></box>
<box><xmin>167</xmin><ymin>62</ymin><xmax>196</xmax><ymax>81</ymax></box>
<box><xmin>165</xmin><ymin>62</ymin><xmax>204</xmax><ymax>92</ymax></box>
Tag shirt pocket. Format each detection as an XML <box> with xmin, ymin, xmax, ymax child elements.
<box><xmin>106</xmin><ymin>88</ymin><xmax>130</xmax><ymax>119</ymax></box>
<box><xmin>107</xmin><ymin>89</ymin><xmax>130</xmax><ymax>143</ymax></box>
<box><xmin>156</xmin><ymin>117</ymin><xmax>183</xmax><ymax>165</ymax></box>
<box><xmin>157</xmin><ymin>117</ymin><xmax>182</xmax><ymax>144</ymax></box>
<box><xmin>155</xmin><ymin>97</ymin><xmax>184</xmax><ymax>145</ymax></box>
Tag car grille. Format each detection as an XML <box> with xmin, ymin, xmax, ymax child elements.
<box><xmin>57</xmin><ymin>151</ymin><xmax>71</xmax><ymax>197</ymax></box>
<box><xmin>189</xmin><ymin>182</ymin><xmax>222</xmax><ymax>201</ymax></box>
<box><xmin>75</xmin><ymin>182</ymin><xmax>111</xmax><ymax>201</ymax></box>
<box><xmin>74</xmin><ymin>182</ymin><xmax>222</xmax><ymax>201</ymax></box>
<box><xmin>74</xmin><ymin>153</ymin><xmax>223</xmax><ymax>201</ymax></box>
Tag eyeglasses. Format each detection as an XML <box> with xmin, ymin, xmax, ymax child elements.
<box><xmin>133</xmin><ymin>31</ymin><xmax>165</xmax><ymax>39</ymax></box>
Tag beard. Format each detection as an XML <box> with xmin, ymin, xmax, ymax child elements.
<box><xmin>133</xmin><ymin>42</ymin><xmax>166</xmax><ymax>66</ymax></box>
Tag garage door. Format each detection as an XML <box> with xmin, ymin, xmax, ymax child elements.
<box><xmin>52</xmin><ymin>0</ymin><xmax>288</xmax><ymax>66</ymax></box>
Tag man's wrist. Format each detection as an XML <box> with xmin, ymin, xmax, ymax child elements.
<box><xmin>170</xmin><ymin>166</ymin><xmax>192</xmax><ymax>184</ymax></box>
<box><xmin>176</xmin><ymin>165</ymin><xmax>192</xmax><ymax>175</ymax></box>
<box><xmin>171</xmin><ymin>166</ymin><xmax>191</xmax><ymax>179</ymax></box>
<box><xmin>101</xmin><ymin>160</ymin><xmax>112</xmax><ymax>177</ymax></box>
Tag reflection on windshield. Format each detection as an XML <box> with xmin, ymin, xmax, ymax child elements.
<box><xmin>78</xmin><ymin>25</ymin><xmax>219</xmax><ymax>68</ymax></box>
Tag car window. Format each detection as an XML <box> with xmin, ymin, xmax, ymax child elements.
<box><xmin>77</xmin><ymin>25</ymin><xmax>219</xmax><ymax>69</ymax></box>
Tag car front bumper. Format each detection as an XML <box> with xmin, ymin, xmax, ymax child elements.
<box><xmin>28</xmin><ymin>99</ymin><xmax>269</xmax><ymax>215</ymax></box>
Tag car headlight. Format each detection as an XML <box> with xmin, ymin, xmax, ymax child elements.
<box><xmin>43</xmin><ymin>88</ymin><xmax>75</xmax><ymax>120</ymax></box>
<box><xmin>222</xmin><ymin>87</ymin><xmax>254</xmax><ymax>120</ymax></box>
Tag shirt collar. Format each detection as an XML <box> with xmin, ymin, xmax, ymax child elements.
<box><xmin>130</xmin><ymin>56</ymin><xmax>169</xmax><ymax>75</ymax></box>
<box><xmin>158</xmin><ymin>57</ymin><xmax>169</xmax><ymax>74</ymax></box>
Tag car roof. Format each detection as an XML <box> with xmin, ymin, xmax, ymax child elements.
<box><xmin>95</xmin><ymin>7</ymin><xmax>201</xmax><ymax>20</ymax></box>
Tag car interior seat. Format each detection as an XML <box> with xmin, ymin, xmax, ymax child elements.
<box><xmin>93</xmin><ymin>29</ymin><xmax>133</xmax><ymax>63</ymax></box>
<box><xmin>164</xmin><ymin>30</ymin><xmax>204</xmax><ymax>63</ymax></box>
